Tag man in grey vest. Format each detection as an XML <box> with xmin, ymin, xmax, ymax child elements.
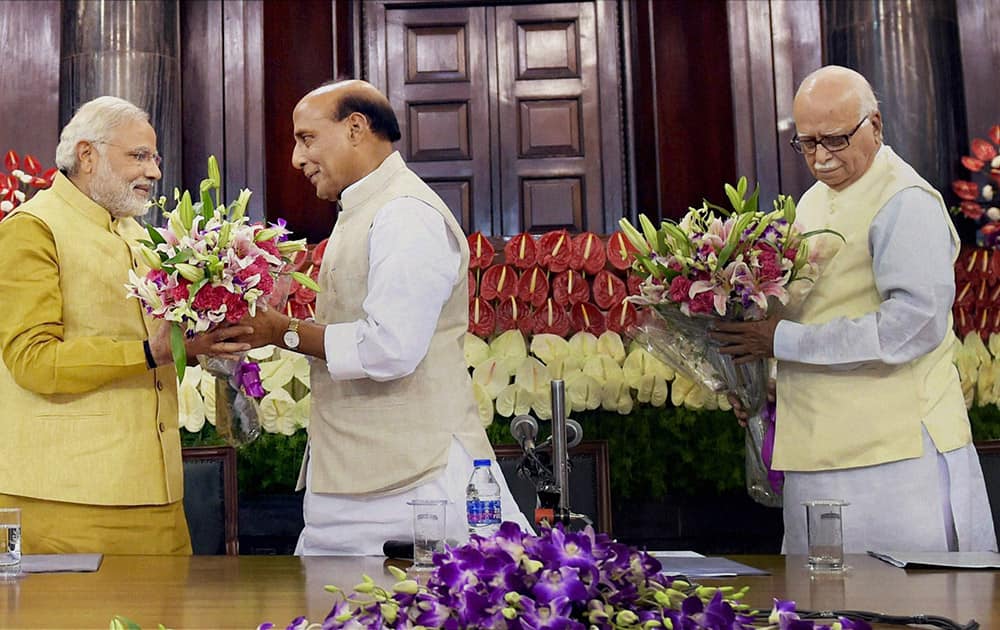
<box><xmin>238</xmin><ymin>80</ymin><xmax>531</xmax><ymax>554</ymax></box>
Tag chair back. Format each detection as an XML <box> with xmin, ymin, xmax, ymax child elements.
<box><xmin>494</xmin><ymin>440</ymin><xmax>612</xmax><ymax>535</ymax></box>
<box><xmin>182</xmin><ymin>446</ymin><xmax>239</xmax><ymax>555</ymax></box>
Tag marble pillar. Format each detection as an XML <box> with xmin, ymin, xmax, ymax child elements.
<box><xmin>823</xmin><ymin>0</ymin><xmax>966</xmax><ymax>194</ymax></box>
<box><xmin>60</xmin><ymin>0</ymin><xmax>180</xmax><ymax>222</ymax></box>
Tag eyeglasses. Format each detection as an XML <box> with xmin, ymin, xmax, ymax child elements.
<box><xmin>94</xmin><ymin>141</ymin><xmax>163</xmax><ymax>167</ymax></box>
<box><xmin>789</xmin><ymin>117</ymin><xmax>869</xmax><ymax>154</ymax></box>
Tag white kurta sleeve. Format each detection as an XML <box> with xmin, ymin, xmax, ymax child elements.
<box><xmin>322</xmin><ymin>197</ymin><xmax>461</xmax><ymax>381</ymax></box>
<box><xmin>773</xmin><ymin>187</ymin><xmax>956</xmax><ymax>369</ymax></box>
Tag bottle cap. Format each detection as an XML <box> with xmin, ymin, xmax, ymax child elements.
<box><xmin>473</xmin><ymin>459</ymin><xmax>491</xmax><ymax>467</ymax></box>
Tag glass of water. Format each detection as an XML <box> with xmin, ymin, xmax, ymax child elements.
<box><xmin>407</xmin><ymin>499</ymin><xmax>447</xmax><ymax>571</ymax></box>
<box><xmin>803</xmin><ymin>500</ymin><xmax>848</xmax><ymax>571</ymax></box>
<box><xmin>0</xmin><ymin>507</ymin><xmax>21</xmax><ymax>579</ymax></box>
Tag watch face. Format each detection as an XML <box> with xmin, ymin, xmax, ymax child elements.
<box><xmin>283</xmin><ymin>330</ymin><xmax>300</xmax><ymax>349</ymax></box>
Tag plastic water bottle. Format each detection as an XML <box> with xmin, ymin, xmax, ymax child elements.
<box><xmin>466</xmin><ymin>459</ymin><xmax>502</xmax><ymax>537</ymax></box>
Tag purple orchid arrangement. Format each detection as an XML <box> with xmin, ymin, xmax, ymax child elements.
<box><xmin>258</xmin><ymin>523</ymin><xmax>870</xmax><ymax>630</ymax></box>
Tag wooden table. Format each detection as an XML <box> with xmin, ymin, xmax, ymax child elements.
<box><xmin>1</xmin><ymin>554</ymin><xmax>996</xmax><ymax>629</ymax></box>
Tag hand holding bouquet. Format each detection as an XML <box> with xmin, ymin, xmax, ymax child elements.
<box><xmin>125</xmin><ymin>155</ymin><xmax>318</xmax><ymax>379</ymax></box>
<box><xmin>125</xmin><ymin>156</ymin><xmax>320</xmax><ymax>445</ymax></box>
<box><xmin>619</xmin><ymin>177</ymin><xmax>841</xmax><ymax>505</ymax></box>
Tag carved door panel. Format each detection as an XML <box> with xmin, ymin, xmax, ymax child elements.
<box><xmin>495</xmin><ymin>2</ymin><xmax>604</xmax><ymax>234</ymax></box>
<box><xmin>380</xmin><ymin>6</ymin><xmax>492</xmax><ymax>232</ymax></box>
<box><xmin>366</xmin><ymin>1</ymin><xmax>623</xmax><ymax>236</ymax></box>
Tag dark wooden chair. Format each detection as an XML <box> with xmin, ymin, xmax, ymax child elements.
<box><xmin>182</xmin><ymin>446</ymin><xmax>239</xmax><ymax>555</ymax></box>
<box><xmin>975</xmin><ymin>440</ymin><xmax>1000</xmax><ymax>542</ymax></box>
<box><xmin>494</xmin><ymin>440</ymin><xmax>613</xmax><ymax>535</ymax></box>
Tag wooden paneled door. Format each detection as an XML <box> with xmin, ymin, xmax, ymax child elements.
<box><xmin>365</xmin><ymin>1</ymin><xmax>625</xmax><ymax>237</ymax></box>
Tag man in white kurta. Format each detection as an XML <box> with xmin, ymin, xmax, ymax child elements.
<box><xmin>712</xmin><ymin>66</ymin><xmax>996</xmax><ymax>554</ymax></box>
<box><xmin>238</xmin><ymin>80</ymin><xmax>531</xmax><ymax>554</ymax></box>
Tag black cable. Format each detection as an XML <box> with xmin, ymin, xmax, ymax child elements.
<box><xmin>790</xmin><ymin>609</ymin><xmax>978</xmax><ymax>630</ymax></box>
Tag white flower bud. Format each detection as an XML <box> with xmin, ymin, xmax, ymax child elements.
<box><xmin>13</xmin><ymin>190</ymin><xmax>25</xmax><ymax>202</ymax></box>
<box><xmin>992</xmin><ymin>156</ymin><xmax>1000</xmax><ymax>169</ymax></box>
<box><xmin>19</xmin><ymin>173</ymin><xmax>32</xmax><ymax>184</ymax></box>
<box><xmin>11</xmin><ymin>169</ymin><xmax>23</xmax><ymax>178</ymax></box>
<box><xmin>0</xmin><ymin>200</ymin><xmax>13</xmax><ymax>212</ymax></box>
<box><xmin>984</xmin><ymin>185</ymin><xmax>995</xmax><ymax>201</ymax></box>
<box><xmin>987</xmin><ymin>207</ymin><xmax>1000</xmax><ymax>222</ymax></box>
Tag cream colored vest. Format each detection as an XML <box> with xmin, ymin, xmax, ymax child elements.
<box><xmin>773</xmin><ymin>146</ymin><xmax>971</xmax><ymax>471</ymax></box>
<box><xmin>307</xmin><ymin>152</ymin><xmax>493</xmax><ymax>495</ymax></box>
<box><xmin>0</xmin><ymin>173</ymin><xmax>182</xmax><ymax>505</ymax></box>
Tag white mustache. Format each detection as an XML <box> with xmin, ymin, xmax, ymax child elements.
<box><xmin>814</xmin><ymin>160</ymin><xmax>839</xmax><ymax>172</ymax></box>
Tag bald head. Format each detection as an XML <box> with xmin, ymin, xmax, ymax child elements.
<box><xmin>791</xmin><ymin>65</ymin><xmax>883</xmax><ymax>191</ymax></box>
<box><xmin>298</xmin><ymin>80</ymin><xmax>401</xmax><ymax>143</ymax></box>
<box><xmin>794</xmin><ymin>66</ymin><xmax>878</xmax><ymax>122</ymax></box>
<box><xmin>290</xmin><ymin>80</ymin><xmax>400</xmax><ymax>201</ymax></box>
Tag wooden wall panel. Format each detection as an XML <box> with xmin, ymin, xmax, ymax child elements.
<box><xmin>631</xmin><ymin>0</ymin><xmax>736</xmax><ymax>220</ymax></box>
<box><xmin>957</xmin><ymin>0</ymin><xmax>1000</xmax><ymax>146</ymax></box>
<box><xmin>262</xmin><ymin>0</ymin><xmax>337</xmax><ymax>244</ymax></box>
<box><xmin>0</xmin><ymin>1</ymin><xmax>61</xmax><ymax>166</ymax></box>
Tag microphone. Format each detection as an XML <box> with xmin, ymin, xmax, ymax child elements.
<box><xmin>510</xmin><ymin>414</ymin><xmax>538</xmax><ymax>453</ymax></box>
<box><xmin>566</xmin><ymin>418</ymin><xmax>583</xmax><ymax>449</ymax></box>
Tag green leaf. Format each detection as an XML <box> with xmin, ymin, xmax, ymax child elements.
<box><xmin>145</xmin><ymin>224</ymin><xmax>166</xmax><ymax>246</ymax></box>
<box><xmin>163</xmin><ymin>250</ymin><xmax>194</xmax><ymax>265</ymax></box>
<box><xmin>716</xmin><ymin>212</ymin><xmax>755</xmax><ymax>268</ymax></box>
<box><xmin>291</xmin><ymin>271</ymin><xmax>321</xmax><ymax>292</ymax></box>
<box><xmin>745</xmin><ymin>184</ymin><xmax>760</xmax><ymax>213</ymax></box>
<box><xmin>781</xmin><ymin>194</ymin><xmax>797</xmax><ymax>225</ymax></box>
<box><xmin>171</xmin><ymin>323</ymin><xmax>187</xmax><ymax>382</ymax></box>
<box><xmin>723</xmin><ymin>183</ymin><xmax>743</xmax><ymax>213</ymax></box>
<box><xmin>799</xmin><ymin>227</ymin><xmax>845</xmax><ymax>241</ymax></box>
<box><xmin>199</xmin><ymin>180</ymin><xmax>215</xmax><ymax>222</ymax></box>
<box><xmin>618</xmin><ymin>218</ymin><xmax>651</xmax><ymax>256</ymax></box>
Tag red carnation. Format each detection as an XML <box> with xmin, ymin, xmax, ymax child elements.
<box><xmin>689</xmin><ymin>290</ymin><xmax>715</xmax><ymax>314</ymax></box>
<box><xmin>224</xmin><ymin>291</ymin><xmax>248</xmax><ymax>322</ymax></box>
<box><xmin>193</xmin><ymin>284</ymin><xmax>228</xmax><ymax>311</ymax></box>
<box><xmin>256</xmin><ymin>239</ymin><xmax>280</xmax><ymax>257</ymax></box>
<box><xmin>668</xmin><ymin>276</ymin><xmax>692</xmax><ymax>303</ymax></box>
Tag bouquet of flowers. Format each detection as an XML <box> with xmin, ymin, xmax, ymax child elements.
<box><xmin>0</xmin><ymin>150</ymin><xmax>57</xmax><ymax>221</ymax></box>
<box><xmin>618</xmin><ymin>177</ymin><xmax>840</xmax><ymax>506</ymax></box>
<box><xmin>125</xmin><ymin>155</ymin><xmax>319</xmax><ymax>445</ymax></box>
<box><xmin>257</xmin><ymin>522</ymin><xmax>870</xmax><ymax>630</ymax></box>
<box><xmin>951</xmin><ymin>124</ymin><xmax>1000</xmax><ymax>247</ymax></box>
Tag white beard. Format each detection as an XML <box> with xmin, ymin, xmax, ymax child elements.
<box><xmin>90</xmin><ymin>157</ymin><xmax>153</xmax><ymax>218</ymax></box>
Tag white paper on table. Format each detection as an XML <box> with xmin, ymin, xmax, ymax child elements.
<box><xmin>868</xmin><ymin>550</ymin><xmax>1000</xmax><ymax>569</ymax></box>
<box><xmin>648</xmin><ymin>550</ymin><xmax>706</xmax><ymax>558</ymax></box>
<box><xmin>20</xmin><ymin>553</ymin><xmax>103</xmax><ymax>573</ymax></box>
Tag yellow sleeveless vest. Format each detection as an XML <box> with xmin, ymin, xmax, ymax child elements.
<box><xmin>0</xmin><ymin>173</ymin><xmax>182</xmax><ymax>505</ymax></box>
<box><xmin>307</xmin><ymin>152</ymin><xmax>493</xmax><ymax>495</ymax></box>
<box><xmin>773</xmin><ymin>146</ymin><xmax>971</xmax><ymax>471</ymax></box>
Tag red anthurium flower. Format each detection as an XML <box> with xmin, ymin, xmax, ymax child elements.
<box><xmin>592</xmin><ymin>269</ymin><xmax>627</xmax><ymax>310</ymax></box>
<box><xmin>952</xmin><ymin>180</ymin><xmax>979</xmax><ymax>201</ymax></box>
<box><xmin>570</xmin><ymin>302</ymin><xmax>606</xmax><ymax>335</ymax></box>
<box><xmin>468</xmin><ymin>296</ymin><xmax>496</xmax><ymax>338</ymax></box>
<box><xmin>468</xmin><ymin>269</ymin><xmax>477</xmax><ymax>298</ymax></box>
<box><xmin>990</xmin><ymin>125</ymin><xmax>1000</xmax><ymax>146</ymax></box>
<box><xmin>468</xmin><ymin>232</ymin><xmax>495</xmax><ymax>270</ymax></box>
<box><xmin>962</xmin><ymin>156</ymin><xmax>985</xmax><ymax>172</ymax></box>
<box><xmin>537</xmin><ymin>230</ymin><xmax>573</xmax><ymax>272</ymax></box>
<box><xmin>605</xmin><ymin>301</ymin><xmax>638</xmax><ymax>334</ymax></box>
<box><xmin>552</xmin><ymin>269</ymin><xmax>590</xmax><ymax>306</ymax></box>
<box><xmin>311</xmin><ymin>238</ymin><xmax>328</xmax><ymax>266</ymax></box>
<box><xmin>960</xmin><ymin>201</ymin><xmax>984</xmax><ymax>220</ymax></box>
<box><xmin>955</xmin><ymin>307</ymin><xmax>974</xmax><ymax>338</ymax></box>
<box><xmin>570</xmin><ymin>232</ymin><xmax>606</xmax><ymax>274</ymax></box>
<box><xmin>503</xmin><ymin>233</ymin><xmax>537</xmax><ymax>269</ymax></box>
<box><xmin>971</xmin><ymin>138</ymin><xmax>998</xmax><ymax>162</ymax></box>
<box><xmin>955</xmin><ymin>281</ymin><xmax>975</xmax><ymax>307</ymax></box>
<box><xmin>4</xmin><ymin>150</ymin><xmax>19</xmax><ymax>172</ymax></box>
<box><xmin>626</xmin><ymin>273</ymin><xmax>643</xmax><ymax>296</ymax></box>
<box><xmin>22</xmin><ymin>154</ymin><xmax>42</xmax><ymax>176</ymax></box>
<box><xmin>606</xmin><ymin>231</ymin><xmax>638</xmax><ymax>271</ymax></box>
<box><xmin>497</xmin><ymin>296</ymin><xmax>533</xmax><ymax>334</ymax></box>
<box><xmin>480</xmin><ymin>264</ymin><xmax>519</xmax><ymax>301</ymax></box>
<box><xmin>516</xmin><ymin>266</ymin><xmax>549</xmax><ymax>308</ymax></box>
<box><xmin>41</xmin><ymin>167</ymin><xmax>58</xmax><ymax>185</ymax></box>
<box><xmin>0</xmin><ymin>173</ymin><xmax>8</xmax><ymax>192</ymax></box>
<box><xmin>530</xmin><ymin>298</ymin><xmax>570</xmax><ymax>336</ymax></box>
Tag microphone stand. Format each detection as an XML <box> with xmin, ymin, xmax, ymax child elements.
<box><xmin>550</xmin><ymin>379</ymin><xmax>572</xmax><ymax>526</ymax></box>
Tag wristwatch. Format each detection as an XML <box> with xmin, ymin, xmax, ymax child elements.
<box><xmin>283</xmin><ymin>317</ymin><xmax>301</xmax><ymax>349</ymax></box>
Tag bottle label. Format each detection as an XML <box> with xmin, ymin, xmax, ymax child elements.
<box><xmin>466</xmin><ymin>499</ymin><xmax>501</xmax><ymax>526</ymax></box>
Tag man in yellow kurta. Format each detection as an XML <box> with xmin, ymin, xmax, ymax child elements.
<box><xmin>713</xmin><ymin>66</ymin><xmax>996</xmax><ymax>553</ymax></box>
<box><xmin>0</xmin><ymin>96</ymin><xmax>249</xmax><ymax>554</ymax></box>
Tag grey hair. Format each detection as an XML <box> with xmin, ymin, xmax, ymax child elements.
<box><xmin>54</xmin><ymin>96</ymin><xmax>149</xmax><ymax>175</ymax></box>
